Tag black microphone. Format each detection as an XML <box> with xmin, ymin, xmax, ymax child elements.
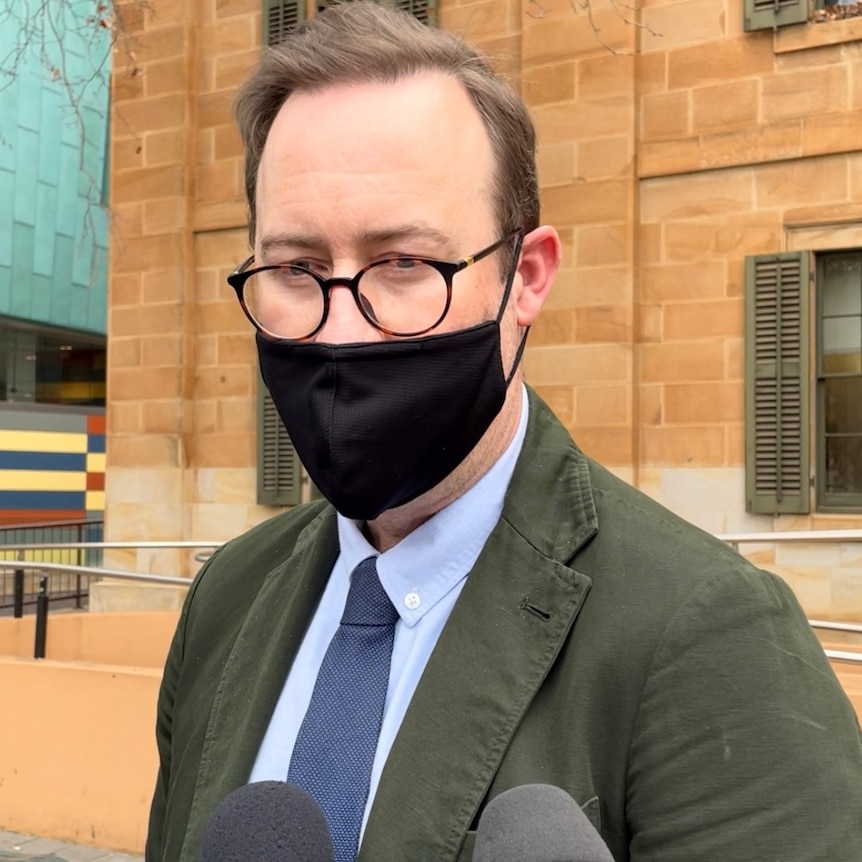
<box><xmin>473</xmin><ymin>784</ymin><xmax>614</xmax><ymax>862</ymax></box>
<box><xmin>200</xmin><ymin>781</ymin><xmax>335</xmax><ymax>862</ymax></box>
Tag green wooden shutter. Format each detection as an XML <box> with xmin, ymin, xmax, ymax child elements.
<box><xmin>745</xmin><ymin>252</ymin><xmax>811</xmax><ymax>514</ymax></box>
<box><xmin>257</xmin><ymin>378</ymin><xmax>302</xmax><ymax>506</ymax></box>
<box><xmin>392</xmin><ymin>0</ymin><xmax>438</xmax><ymax>24</ymax></box>
<box><xmin>264</xmin><ymin>0</ymin><xmax>307</xmax><ymax>46</ymax></box>
<box><xmin>744</xmin><ymin>0</ymin><xmax>808</xmax><ymax>31</ymax></box>
<box><xmin>315</xmin><ymin>0</ymin><xmax>437</xmax><ymax>24</ymax></box>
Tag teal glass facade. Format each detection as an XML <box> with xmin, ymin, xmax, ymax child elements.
<box><xmin>0</xmin><ymin>0</ymin><xmax>110</xmax><ymax>335</ymax></box>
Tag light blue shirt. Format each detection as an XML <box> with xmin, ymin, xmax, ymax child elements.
<box><xmin>249</xmin><ymin>386</ymin><xmax>529</xmax><ymax>834</ymax></box>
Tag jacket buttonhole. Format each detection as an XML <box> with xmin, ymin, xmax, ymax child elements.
<box><xmin>520</xmin><ymin>598</ymin><xmax>551</xmax><ymax>622</ymax></box>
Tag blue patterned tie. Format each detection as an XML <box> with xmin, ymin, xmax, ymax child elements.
<box><xmin>287</xmin><ymin>556</ymin><xmax>398</xmax><ymax>862</ymax></box>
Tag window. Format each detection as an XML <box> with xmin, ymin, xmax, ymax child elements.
<box><xmin>264</xmin><ymin>0</ymin><xmax>306</xmax><ymax>46</ymax></box>
<box><xmin>264</xmin><ymin>0</ymin><xmax>437</xmax><ymax>46</ymax></box>
<box><xmin>745</xmin><ymin>250</ymin><xmax>862</xmax><ymax>514</ymax></box>
<box><xmin>817</xmin><ymin>252</ymin><xmax>862</xmax><ymax>510</ymax></box>
<box><xmin>257</xmin><ymin>0</ymin><xmax>436</xmax><ymax>506</ymax></box>
<box><xmin>0</xmin><ymin>318</ymin><xmax>106</xmax><ymax>407</ymax></box>
<box><xmin>317</xmin><ymin>0</ymin><xmax>437</xmax><ymax>24</ymax></box>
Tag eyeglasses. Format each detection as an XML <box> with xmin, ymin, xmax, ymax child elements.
<box><xmin>227</xmin><ymin>231</ymin><xmax>522</xmax><ymax>341</ymax></box>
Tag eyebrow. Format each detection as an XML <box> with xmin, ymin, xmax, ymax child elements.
<box><xmin>258</xmin><ymin>225</ymin><xmax>454</xmax><ymax>262</ymax></box>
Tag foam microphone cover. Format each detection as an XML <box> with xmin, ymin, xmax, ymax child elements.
<box><xmin>200</xmin><ymin>780</ymin><xmax>334</xmax><ymax>862</ymax></box>
<box><xmin>473</xmin><ymin>784</ymin><xmax>614</xmax><ymax>862</ymax></box>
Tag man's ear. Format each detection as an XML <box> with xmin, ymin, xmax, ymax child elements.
<box><xmin>514</xmin><ymin>226</ymin><xmax>561</xmax><ymax>326</ymax></box>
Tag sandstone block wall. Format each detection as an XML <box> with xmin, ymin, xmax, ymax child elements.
<box><xmin>104</xmin><ymin>0</ymin><xmax>862</xmax><ymax>619</ymax></box>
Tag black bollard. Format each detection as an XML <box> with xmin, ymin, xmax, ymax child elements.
<box><xmin>13</xmin><ymin>569</ymin><xmax>24</xmax><ymax>618</ymax></box>
<box><xmin>34</xmin><ymin>577</ymin><xmax>49</xmax><ymax>659</ymax></box>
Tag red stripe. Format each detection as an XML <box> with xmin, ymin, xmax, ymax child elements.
<box><xmin>0</xmin><ymin>509</ymin><xmax>86</xmax><ymax>526</ymax></box>
<box><xmin>87</xmin><ymin>414</ymin><xmax>106</xmax><ymax>434</ymax></box>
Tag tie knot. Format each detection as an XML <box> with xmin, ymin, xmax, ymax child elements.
<box><xmin>341</xmin><ymin>557</ymin><xmax>398</xmax><ymax>627</ymax></box>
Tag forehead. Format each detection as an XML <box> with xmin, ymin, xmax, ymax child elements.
<box><xmin>255</xmin><ymin>73</ymin><xmax>498</xmax><ymax>246</ymax></box>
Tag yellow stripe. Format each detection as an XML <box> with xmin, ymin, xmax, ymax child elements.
<box><xmin>86</xmin><ymin>452</ymin><xmax>106</xmax><ymax>473</ymax></box>
<box><xmin>0</xmin><ymin>430</ymin><xmax>88</xmax><ymax>453</ymax></box>
<box><xmin>0</xmin><ymin>549</ymin><xmax>79</xmax><ymax>564</ymax></box>
<box><xmin>0</xmin><ymin>470</ymin><xmax>87</xmax><ymax>491</ymax></box>
<box><xmin>86</xmin><ymin>490</ymin><xmax>105</xmax><ymax>512</ymax></box>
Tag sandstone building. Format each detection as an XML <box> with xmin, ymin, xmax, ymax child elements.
<box><xmin>103</xmin><ymin>0</ymin><xmax>862</xmax><ymax>619</ymax></box>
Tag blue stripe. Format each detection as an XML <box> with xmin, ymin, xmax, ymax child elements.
<box><xmin>0</xmin><ymin>451</ymin><xmax>87</xmax><ymax>471</ymax></box>
<box><xmin>87</xmin><ymin>434</ymin><xmax>105</xmax><ymax>453</ymax></box>
<box><xmin>0</xmin><ymin>491</ymin><xmax>86</xmax><ymax>508</ymax></box>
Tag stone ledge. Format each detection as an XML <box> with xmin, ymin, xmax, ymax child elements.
<box><xmin>775</xmin><ymin>15</ymin><xmax>862</xmax><ymax>53</ymax></box>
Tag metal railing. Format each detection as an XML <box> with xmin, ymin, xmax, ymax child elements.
<box><xmin>0</xmin><ymin>520</ymin><xmax>105</xmax><ymax>613</ymax></box>
<box><xmin>2</xmin><ymin>530</ymin><xmax>862</xmax><ymax>664</ymax></box>
<box><xmin>718</xmin><ymin>529</ymin><xmax>862</xmax><ymax>546</ymax></box>
<box><xmin>0</xmin><ymin>540</ymin><xmax>222</xmax><ymax>618</ymax></box>
<box><xmin>0</xmin><ymin>518</ymin><xmax>104</xmax><ymax>547</ymax></box>
<box><xmin>807</xmin><ymin>620</ymin><xmax>862</xmax><ymax>664</ymax></box>
<box><xmin>809</xmin><ymin>619</ymin><xmax>862</xmax><ymax>634</ymax></box>
<box><xmin>825</xmin><ymin>649</ymin><xmax>862</xmax><ymax>664</ymax></box>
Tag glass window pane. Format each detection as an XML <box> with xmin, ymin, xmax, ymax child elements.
<box><xmin>824</xmin><ymin>435</ymin><xmax>862</xmax><ymax>495</ymax></box>
<box><xmin>0</xmin><ymin>319</ymin><xmax>106</xmax><ymax>406</ymax></box>
<box><xmin>823</xmin><ymin>255</ymin><xmax>862</xmax><ymax>316</ymax></box>
<box><xmin>825</xmin><ymin>378</ymin><xmax>862</xmax><ymax>434</ymax></box>
<box><xmin>0</xmin><ymin>329</ymin><xmax>37</xmax><ymax>402</ymax></box>
<box><xmin>822</xmin><ymin>317</ymin><xmax>862</xmax><ymax>374</ymax></box>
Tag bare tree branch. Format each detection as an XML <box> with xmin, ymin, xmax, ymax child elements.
<box><xmin>607</xmin><ymin>0</ymin><xmax>663</xmax><ymax>39</ymax></box>
<box><xmin>526</xmin><ymin>0</ymin><xmax>552</xmax><ymax>19</ymax></box>
<box><xmin>558</xmin><ymin>0</ymin><xmax>663</xmax><ymax>54</ymax></box>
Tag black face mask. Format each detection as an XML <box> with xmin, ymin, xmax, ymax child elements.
<box><xmin>257</xmin><ymin>250</ymin><xmax>525</xmax><ymax>521</ymax></box>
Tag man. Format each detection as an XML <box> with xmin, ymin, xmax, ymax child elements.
<box><xmin>146</xmin><ymin>3</ymin><xmax>862</xmax><ymax>861</ymax></box>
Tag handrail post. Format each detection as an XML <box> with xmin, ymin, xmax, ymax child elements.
<box><xmin>34</xmin><ymin>577</ymin><xmax>49</xmax><ymax>659</ymax></box>
<box><xmin>13</xmin><ymin>549</ymin><xmax>25</xmax><ymax>618</ymax></box>
<box><xmin>13</xmin><ymin>568</ymin><xmax>24</xmax><ymax>618</ymax></box>
<box><xmin>75</xmin><ymin>521</ymin><xmax>83</xmax><ymax>609</ymax></box>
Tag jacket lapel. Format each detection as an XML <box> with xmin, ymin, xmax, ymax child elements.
<box><xmin>361</xmin><ymin>390</ymin><xmax>599</xmax><ymax>861</ymax></box>
<box><xmin>179</xmin><ymin>508</ymin><xmax>339</xmax><ymax>861</ymax></box>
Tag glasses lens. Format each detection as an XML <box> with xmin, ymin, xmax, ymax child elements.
<box><xmin>359</xmin><ymin>260</ymin><xmax>448</xmax><ymax>335</ymax></box>
<box><xmin>242</xmin><ymin>267</ymin><xmax>325</xmax><ymax>339</ymax></box>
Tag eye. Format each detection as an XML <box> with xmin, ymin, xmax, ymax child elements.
<box><xmin>267</xmin><ymin>267</ymin><xmax>313</xmax><ymax>286</ymax></box>
<box><xmin>284</xmin><ymin>259</ymin><xmax>329</xmax><ymax>277</ymax></box>
<box><xmin>385</xmin><ymin>257</ymin><xmax>423</xmax><ymax>270</ymax></box>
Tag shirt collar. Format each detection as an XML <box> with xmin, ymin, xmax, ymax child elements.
<box><xmin>337</xmin><ymin>385</ymin><xmax>530</xmax><ymax>627</ymax></box>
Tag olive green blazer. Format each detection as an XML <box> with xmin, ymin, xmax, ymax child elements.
<box><xmin>146</xmin><ymin>390</ymin><xmax>862</xmax><ymax>861</ymax></box>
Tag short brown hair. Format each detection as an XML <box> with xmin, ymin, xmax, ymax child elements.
<box><xmin>234</xmin><ymin>0</ymin><xmax>539</xmax><ymax>248</ymax></box>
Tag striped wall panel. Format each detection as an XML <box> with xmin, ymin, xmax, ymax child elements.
<box><xmin>0</xmin><ymin>406</ymin><xmax>105</xmax><ymax>525</ymax></box>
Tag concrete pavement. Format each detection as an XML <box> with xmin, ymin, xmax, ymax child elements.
<box><xmin>0</xmin><ymin>831</ymin><xmax>142</xmax><ymax>862</ymax></box>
